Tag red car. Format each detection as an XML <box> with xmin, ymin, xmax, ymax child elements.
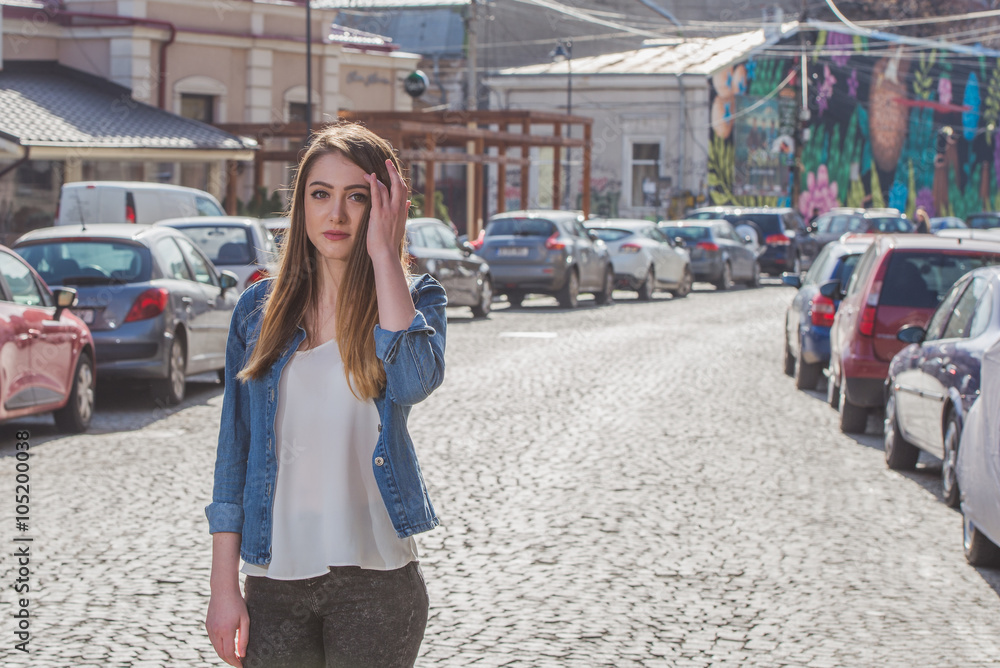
<box><xmin>825</xmin><ymin>235</ymin><xmax>1000</xmax><ymax>433</ymax></box>
<box><xmin>0</xmin><ymin>246</ymin><xmax>95</xmax><ymax>432</ymax></box>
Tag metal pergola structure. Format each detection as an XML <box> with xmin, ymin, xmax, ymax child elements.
<box><xmin>217</xmin><ymin>109</ymin><xmax>592</xmax><ymax>238</ymax></box>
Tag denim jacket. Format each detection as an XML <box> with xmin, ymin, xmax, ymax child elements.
<box><xmin>205</xmin><ymin>273</ymin><xmax>446</xmax><ymax>565</ymax></box>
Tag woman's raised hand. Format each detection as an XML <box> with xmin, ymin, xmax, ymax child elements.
<box><xmin>366</xmin><ymin>159</ymin><xmax>410</xmax><ymax>264</ymax></box>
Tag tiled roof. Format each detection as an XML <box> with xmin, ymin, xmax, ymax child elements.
<box><xmin>0</xmin><ymin>62</ymin><xmax>251</xmax><ymax>152</ymax></box>
<box><xmin>497</xmin><ymin>28</ymin><xmax>785</xmax><ymax>77</ymax></box>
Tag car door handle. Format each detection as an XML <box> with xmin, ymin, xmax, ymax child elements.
<box><xmin>27</xmin><ymin>329</ymin><xmax>41</xmax><ymax>339</ymax></box>
<box><xmin>181</xmin><ymin>297</ymin><xmax>193</xmax><ymax>305</ymax></box>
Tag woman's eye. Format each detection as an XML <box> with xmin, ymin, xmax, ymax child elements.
<box><xmin>349</xmin><ymin>192</ymin><xmax>369</xmax><ymax>203</ymax></box>
<box><xmin>310</xmin><ymin>190</ymin><xmax>328</xmax><ymax>199</ymax></box>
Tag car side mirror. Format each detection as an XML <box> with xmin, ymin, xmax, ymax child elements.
<box><xmin>818</xmin><ymin>280</ymin><xmax>841</xmax><ymax>300</ymax></box>
<box><xmin>897</xmin><ymin>325</ymin><xmax>926</xmax><ymax>344</ymax></box>
<box><xmin>220</xmin><ymin>270</ymin><xmax>239</xmax><ymax>292</ymax></box>
<box><xmin>53</xmin><ymin>287</ymin><xmax>78</xmax><ymax>319</ymax></box>
<box><xmin>674</xmin><ymin>236</ymin><xmax>685</xmax><ymax>247</ymax></box>
<box><xmin>460</xmin><ymin>241</ymin><xmax>475</xmax><ymax>255</ymax></box>
<box><xmin>781</xmin><ymin>272</ymin><xmax>802</xmax><ymax>288</ymax></box>
<box><xmin>586</xmin><ymin>230</ymin><xmax>599</xmax><ymax>242</ymax></box>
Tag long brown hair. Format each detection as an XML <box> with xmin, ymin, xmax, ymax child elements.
<box><xmin>237</xmin><ymin>122</ymin><xmax>409</xmax><ymax>400</ymax></box>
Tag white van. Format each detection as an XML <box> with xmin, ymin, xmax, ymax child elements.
<box><xmin>56</xmin><ymin>181</ymin><xmax>226</xmax><ymax>226</ymax></box>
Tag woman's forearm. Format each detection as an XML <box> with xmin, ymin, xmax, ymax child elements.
<box><xmin>210</xmin><ymin>532</ymin><xmax>243</xmax><ymax>594</ymax></box>
<box><xmin>372</xmin><ymin>252</ymin><xmax>416</xmax><ymax>332</ymax></box>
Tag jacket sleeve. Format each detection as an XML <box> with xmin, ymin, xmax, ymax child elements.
<box><xmin>373</xmin><ymin>274</ymin><xmax>447</xmax><ymax>406</ymax></box>
<box><xmin>204</xmin><ymin>292</ymin><xmax>255</xmax><ymax>534</ymax></box>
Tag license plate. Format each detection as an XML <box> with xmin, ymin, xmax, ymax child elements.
<box><xmin>72</xmin><ymin>308</ymin><xmax>95</xmax><ymax>324</ymax></box>
<box><xmin>497</xmin><ymin>247</ymin><xmax>529</xmax><ymax>257</ymax></box>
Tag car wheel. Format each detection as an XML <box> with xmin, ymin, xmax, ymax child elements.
<box><xmin>152</xmin><ymin>335</ymin><xmax>186</xmax><ymax>406</ymax></box>
<box><xmin>942</xmin><ymin>415</ymin><xmax>962</xmax><ymax>508</ymax></box>
<box><xmin>794</xmin><ymin>350</ymin><xmax>821</xmax><ymax>390</ymax></box>
<box><xmin>637</xmin><ymin>267</ymin><xmax>655</xmax><ymax>301</ymax></box>
<box><xmin>557</xmin><ymin>269</ymin><xmax>579</xmax><ymax>309</ymax></box>
<box><xmin>883</xmin><ymin>390</ymin><xmax>919</xmax><ymax>469</ymax></box>
<box><xmin>964</xmin><ymin>511</ymin><xmax>1000</xmax><ymax>567</ymax></box>
<box><xmin>827</xmin><ymin>368</ymin><xmax>841</xmax><ymax>409</ymax></box>
<box><xmin>745</xmin><ymin>261</ymin><xmax>761</xmax><ymax>288</ymax></box>
<box><xmin>839</xmin><ymin>382</ymin><xmax>868</xmax><ymax>434</ymax></box>
<box><xmin>714</xmin><ymin>262</ymin><xmax>732</xmax><ymax>291</ymax></box>
<box><xmin>506</xmin><ymin>291</ymin><xmax>524</xmax><ymax>308</ymax></box>
<box><xmin>471</xmin><ymin>275</ymin><xmax>493</xmax><ymax>318</ymax></box>
<box><xmin>783</xmin><ymin>335</ymin><xmax>796</xmax><ymax>377</ymax></box>
<box><xmin>594</xmin><ymin>266</ymin><xmax>615</xmax><ymax>306</ymax></box>
<box><xmin>53</xmin><ymin>353</ymin><xmax>95</xmax><ymax>433</ymax></box>
<box><xmin>671</xmin><ymin>268</ymin><xmax>692</xmax><ymax>298</ymax></box>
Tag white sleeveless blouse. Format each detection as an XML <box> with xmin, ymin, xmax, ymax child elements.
<box><xmin>241</xmin><ymin>337</ymin><xmax>417</xmax><ymax>580</ymax></box>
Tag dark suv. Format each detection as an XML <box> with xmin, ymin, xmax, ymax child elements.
<box><xmin>687</xmin><ymin>206</ymin><xmax>819</xmax><ymax>275</ymax></box>
<box><xmin>477</xmin><ymin>210</ymin><xmax>614</xmax><ymax>309</ymax></box>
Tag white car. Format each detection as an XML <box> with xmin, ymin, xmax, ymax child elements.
<box><xmin>156</xmin><ymin>216</ymin><xmax>278</xmax><ymax>291</ymax></box>
<box><xmin>585</xmin><ymin>219</ymin><xmax>692</xmax><ymax>299</ymax></box>
<box><xmin>56</xmin><ymin>181</ymin><xmax>225</xmax><ymax>226</ymax></box>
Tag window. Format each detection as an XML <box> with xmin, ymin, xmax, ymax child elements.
<box><xmin>590</xmin><ymin>228</ymin><xmax>631</xmax><ymax>243</ymax></box>
<box><xmin>175</xmin><ymin>237</ymin><xmax>217</xmax><ymax>286</ymax></box>
<box><xmin>630</xmin><ymin>143</ymin><xmax>660</xmax><ymax>208</ymax></box>
<box><xmin>925</xmin><ymin>279</ymin><xmax>968</xmax><ymax>341</ymax></box>
<box><xmin>180</xmin><ymin>94</ymin><xmax>215</xmax><ymax>124</ymax></box>
<box><xmin>880</xmin><ymin>252</ymin><xmax>1000</xmax><ymax>308</ymax></box>
<box><xmin>196</xmin><ymin>196</ymin><xmax>224</xmax><ymax>217</ymax></box>
<box><xmin>0</xmin><ymin>252</ymin><xmax>43</xmax><ymax>306</ymax></box>
<box><xmin>782</xmin><ymin>211</ymin><xmax>804</xmax><ymax>232</ymax></box>
<box><xmin>969</xmin><ymin>283</ymin><xmax>994</xmax><ymax>339</ymax></box>
<box><xmin>17</xmin><ymin>241</ymin><xmax>150</xmax><ymax>286</ymax></box>
<box><xmin>485</xmin><ymin>218</ymin><xmax>555</xmax><ymax>237</ymax></box>
<box><xmin>813</xmin><ymin>215</ymin><xmax>835</xmax><ymax>235</ymax></box>
<box><xmin>289</xmin><ymin>102</ymin><xmax>309</xmax><ymax>123</ymax></box>
<box><xmin>846</xmin><ymin>246</ymin><xmax>877</xmax><ymax>296</ymax></box>
<box><xmin>829</xmin><ymin>216</ymin><xmax>850</xmax><ymax>235</ymax></box>
<box><xmin>407</xmin><ymin>227</ymin><xmax>428</xmax><ymax>247</ymax></box>
<box><xmin>802</xmin><ymin>245</ymin><xmax>833</xmax><ymax>286</ymax></box>
<box><xmin>432</xmin><ymin>225</ymin><xmax>460</xmax><ymax>251</ymax></box>
<box><xmin>156</xmin><ymin>239</ymin><xmax>194</xmax><ymax>281</ymax></box>
<box><xmin>168</xmin><ymin>226</ymin><xmax>254</xmax><ymax>265</ymax></box>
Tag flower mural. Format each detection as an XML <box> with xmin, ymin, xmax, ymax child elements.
<box><xmin>798</xmin><ymin>166</ymin><xmax>840</xmax><ymax>217</ymax></box>
<box><xmin>707</xmin><ymin>29</ymin><xmax>1000</xmax><ymax>217</ymax></box>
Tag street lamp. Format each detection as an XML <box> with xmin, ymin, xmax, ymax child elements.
<box><xmin>550</xmin><ymin>40</ymin><xmax>572</xmax><ymax>209</ymax></box>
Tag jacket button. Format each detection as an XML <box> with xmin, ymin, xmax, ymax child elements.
<box><xmin>374</xmin><ymin>457</ymin><xmax>384</xmax><ymax>466</ymax></box>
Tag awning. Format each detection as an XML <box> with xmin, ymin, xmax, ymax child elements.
<box><xmin>0</xmin><ymin>61</ymin><xmax>256</xmax><ymax>161</ymax></box>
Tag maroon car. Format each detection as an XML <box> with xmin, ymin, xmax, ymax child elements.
<box><xmin>825</xmin><ymin>235</ymin><xmax>1000</xmax><ymax>433</ymax></box>
<box><xmin>0</xmin><ymin>245</ymin><xmax>95</xmax><ymax>432</ymax></box>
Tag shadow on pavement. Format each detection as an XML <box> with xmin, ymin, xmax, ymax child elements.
<box><xmin>0</xmin><ymin>374</ymin><xmax>224</xmax><ymax>453</ymax></box>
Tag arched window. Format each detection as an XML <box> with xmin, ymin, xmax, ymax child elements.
<box><xmin>174</xmin><ymin>76</ymin><xmax>228</xmax><ymax>124</ymax></box>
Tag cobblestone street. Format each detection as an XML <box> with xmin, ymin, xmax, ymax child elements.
<box><xmin>3</xmin><ymin>281</ymin><xmax>1000</xmax><ymax>667</ymax></box>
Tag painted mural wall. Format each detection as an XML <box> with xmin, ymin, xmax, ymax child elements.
<box><xmin>708</xmin><ymin>30</ymin><xmax>1000</xmax><ymax>220</ymax></box>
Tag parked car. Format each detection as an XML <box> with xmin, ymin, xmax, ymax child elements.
<box><xmin>14</xmin><ymin>225</ymin><xmax>240</xmax><ymax>405</ymax></box>
<box><xmin>660</xmin><ymin>219</ymin><xmax>759</xmax><ymax>290</ymax></box>
<box><xmin>966</xmin><ymin>212</ymin><xmax>1000</xmax><ymax>230</ymax></box>
<box><xmin>585</xmin><ymin>219</ymin><xmax>692</xmax><ymax>299</ymax></box>
<box><xmin>956</xmin><ymin>340</ymin><xmax>1000</xmax><ymax>566</ymax></box>
<box><xmin>782</xmin><ymin>235</ymin><xmax>874</xmax><ymax>390</ymax></box>
<box><xmin>157</xmin><ymin>216</ymin><xmax>278</xmax><ymax>292</ymax></box>
<box><xmin>686</xmin><ymin>206</ymin><xmax>819</xmax><ymax>275</ymax></box>
<box><xmin>56</xmin><ymin>181</ymin><xmax>225</xmax><ymax>226</ymax></box>
<box><xmin>930</xmin><ymin>216</ymin><xmax>968</xmax><ymax>233</ymax></box>
<box><xmin>884</xmin><ymin>266</ymin><xmax>1000</xmax><ymax>506</ymax></box>
<box><xmin>406</xmin><ymin>217</ymin><xmax>493</xmax><ymax>318</ymax></box>
<box><xmin>826</xmin><ymin>234</ymin><xmax>1000</xmax><ymax>433</ymax></box>
<box><xmin>810</xmin><ymin>208</ymin><xmax>910</xmax><ymax>249</ymax></box>
<box><xmin>478</xmin><ymin>210</ymin><xmax>614</xmax><ymax>309</ymax></box>
<box><xmin>0</xmin><ymin>246</ymin><xmax>95</xmax><ymax>432</ymax></box>
<box><xmin>263</xmin><ymin>216</ymin><xmax>290</xmax><ymax>246</ymax></box>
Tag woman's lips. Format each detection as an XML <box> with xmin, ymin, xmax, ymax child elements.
<box><xmin>323</xmin><ymin>231</ymin><xmax>350</xmax><ymax>241</ymax></box>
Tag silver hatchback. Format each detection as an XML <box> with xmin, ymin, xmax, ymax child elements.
<box><xmin>477</xmin><ymin>210</ymin><xmax>614</xmax><ymax>309</ymax></box>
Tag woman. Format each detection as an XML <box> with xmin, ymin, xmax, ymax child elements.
<box><xmin>204</xmin><ymin>123</ymin><xmax>446</xmax><ymax>668</ymax></box>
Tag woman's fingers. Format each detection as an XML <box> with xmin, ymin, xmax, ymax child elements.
<box><xmin>238</xmin><ymin>613</ymin><xmax>250</xmax><ymax>661</ymax></box>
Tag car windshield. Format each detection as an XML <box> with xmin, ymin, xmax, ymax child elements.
<box><xmin>835</xmin><ymin>253</ymin><xmax>863</xmax><ymax>285</ymax></box>
<box><xmin>171</xmin><ymin>225</ymin><xmax>256</xmax><ymax>265</ymax></box>
<box><xmin>687</xmin><ymin>211</ymin><xmax>720</xmax><ymax>220</ymax></box>
<box><xmin>968</xmin><ymin>215</ymin><xmax>1000</xmax><ymax>230</ymax></box>
<box><xmin>662</xmin><ymin>226</ymin><xmax>709</xmax><ymax>241</ymax></box>
<box><xmin>865</xmin><ymin>217</ymin><xmax>913</xmax><ymax>233</ymax></box>
<box><xmin>880</xmin><ymin>251</ymin><xmax>1000</xmax><ymax>308</ymax></box>
<box><xmin>486</xmin><ymin>218</ymin><xmax>556</xmax><ymax>237</ymax></box>
<box><xmin>588</xmin><ymin>228</ymin><xmax>631</xmax><ymax>242</ymax></box>
<box><xmin>17</xmin><ymin>240</ymin><xmax>151</xmax><ymax>285</ymax></box>
<box><xmin>725</xmin><ymin>213</ymin><xmax>782</xmax><ymax>237</ymax></box>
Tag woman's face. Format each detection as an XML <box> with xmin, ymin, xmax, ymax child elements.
<box><xmin>303</xmin><ymin>151</ymin><xmax>371</xmax><ymax>264</ymax></box>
